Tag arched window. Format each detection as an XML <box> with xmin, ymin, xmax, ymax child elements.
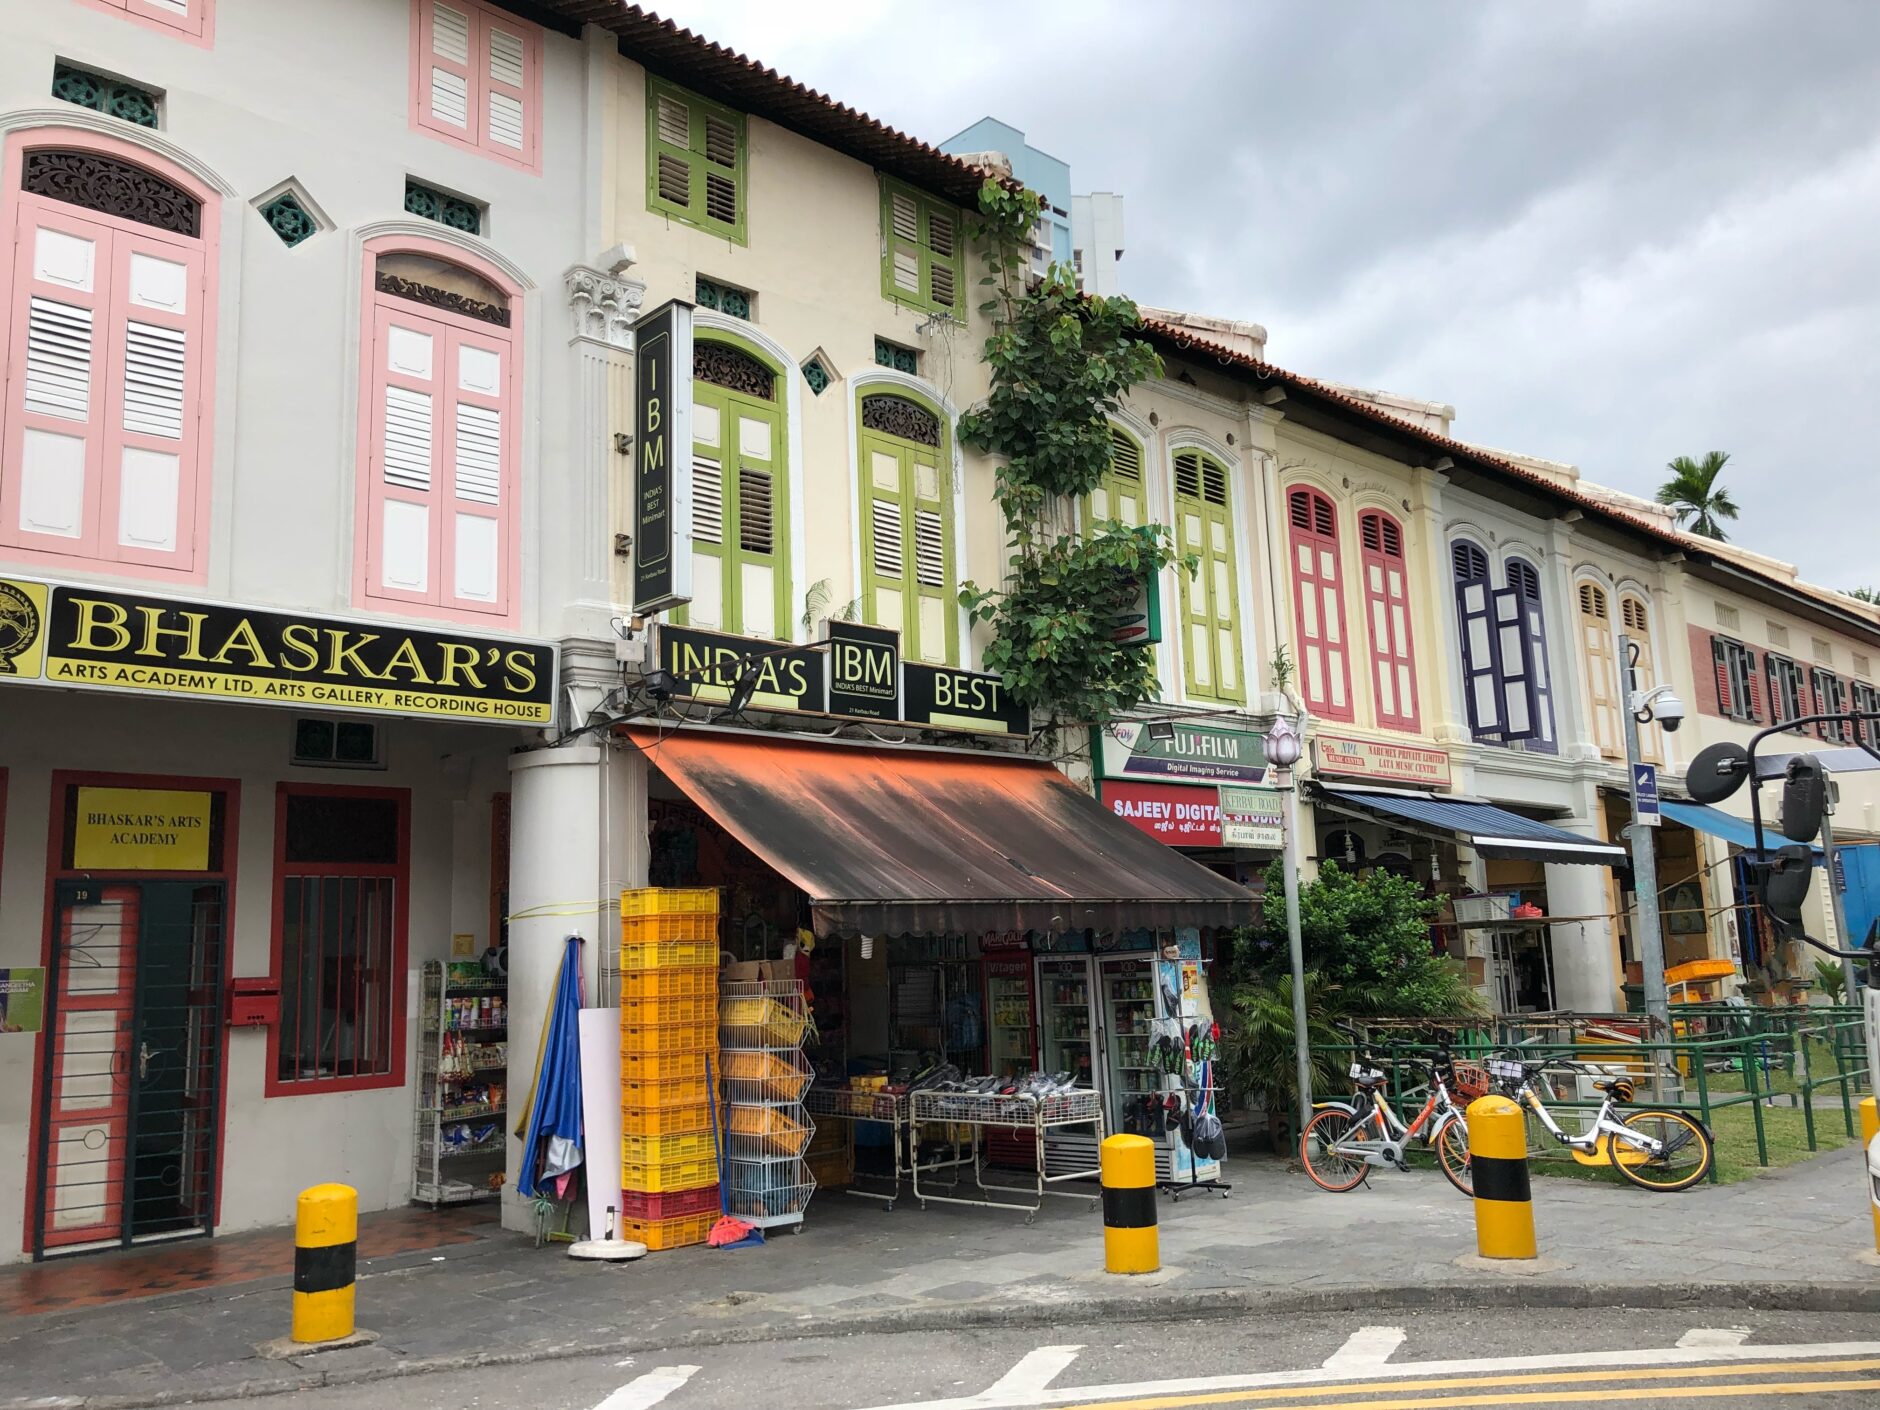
<box><xmin>858</xmin><ymin>391</ymin><xmax>954</xmax><ymax>665</ymax></box>
<box><xmin>1083</xmin><ymin>424</ymin><xmax>1145</xmax><ymax>531</ymax></box>
<box><xmin>1</xmin><ymin>137</ymin><xmax>216</xmax><ymax>577</ymax></box>
<box><xmin>1619</xmin><ymin>593</ymin><xmax>1661</xmax><ymax>762</ymax></box>
<box><xmin>1358</xmin><ymin>510</ymin><xmax>1418</xmax><ymax>731</ymax></box>
<box><xmin>1287</xmin><ymin>486</ymin><xmax>1351</xmax><ymax>720</ymax></box>
<box><xmin>1578</xmin><ymin>581</ymin><xmax>1621</xmax><ymax>758</ymax></box>
<box><xmin>1172</xmin><ymin>449</ymin><xmax>1242</xmax><ymax>703</ymax></box>
<box><xmin>685</xmin><ymin>338</ymin><xmax>788</xmax><ymax>639</ymax></box>
<box><xmin>358</xmin><ymin>241</ymin><xmax>519</xmax><ymax>620</ymax></box>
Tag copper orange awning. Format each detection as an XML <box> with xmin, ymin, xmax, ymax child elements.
<box><xmin>622</xmin><ymin>727</ymin><xmax>1256</xmax><ymax>938</ymax></box>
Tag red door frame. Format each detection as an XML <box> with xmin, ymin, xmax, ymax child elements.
<box><xmin>264</xmin><ymin>781</ymin><xmax>412</xmax><ymax>1098</ymax></box>
<box><xmin>23</xmin><ymin>770</ymin><xmax>240</xmax><ymax>1257</ymax></box>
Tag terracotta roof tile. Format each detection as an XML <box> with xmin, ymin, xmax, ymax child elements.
<box><xmin>1137</xmin><ymin>315</ymin><xmax>1880</xmax><ymax>639</ymax></box>
<box><xmin>537</xmin><ymin>3</ymin><xmax>1010</xmax><ymax>207</ymax></box>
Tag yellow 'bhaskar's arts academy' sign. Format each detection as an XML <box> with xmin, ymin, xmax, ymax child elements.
<box><xmin>73</xmin><ymin>787</ymin><xmax>213</xmax><ymax>871</ymax></box>
<box><xmin>0</xmin><ymin>577</ymin><xmax>557</xmax><ymax>725</ymax></box>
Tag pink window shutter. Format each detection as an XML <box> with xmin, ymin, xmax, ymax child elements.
<box><xmin>361</xmin><ymin>280</ymin><xmax>516</xmax><ymax>621</ymax></box>
<box><xmin>103</xmin><ymin>225</ymin><xmax>206</xmax><ymax>569</ymax></box>
<box><xmin>1359</xmin><ymin>512</ymin><xmax>1419</xmax><ymax>732</ymax></box>
<box><xmin>1288</xmin><ymin>489</ymin><xmax>1353</xmax><ymax>722</ymax></box>
<box><xmin>412</xmin><ymin>0</ymin><xmax>542</xmax><ymax>171</ymax></box>
<box><xmin>417</xmin><ymin>1</ymin><xmax>477</xmax><ymax>141</ymax></box>
<box><xmin>2</xmin><ymin>201</ymin><xmax>113</xmax><ymax>559</ymax></box>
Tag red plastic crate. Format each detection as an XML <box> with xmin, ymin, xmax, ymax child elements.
<box><xmin>618</xmin><ymin>1185</ymin><xmax>720</xmax><ymax>1222</ymax></box>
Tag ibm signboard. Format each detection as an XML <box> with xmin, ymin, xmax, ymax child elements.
<box><xmin>631</xmin><ymin>299</ymin><xmax>694</xmax><ymax>616</ymax></box>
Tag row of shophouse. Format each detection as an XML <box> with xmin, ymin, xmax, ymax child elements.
<box><xmin>0</xmin><ymin>0</ymin><xmax>1875</xmax><ymax>1261</ymax></box>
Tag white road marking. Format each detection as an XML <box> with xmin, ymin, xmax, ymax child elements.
<box><xmin>594</xmin><ymin>1364</ymin><xmax>700</xmax><ymax>1410</ymax></box>
<box><xmin>854</xmin><ymin>1338</ymin><xmax>1880</xmax><ymax>1410</ymax></box>
<box><xmin>1323</xmin><ymin>1326</ymin><xmax>1406</xmax><ymax>1369</ymax></box>
<box><xmin>1677</xmin><ymin>1327</ymin><xmax>1753</xmax><ymax>1348</ymax></box>
<box><xmin>979</xmin><ymin>1347</ymin><xmax>1086</xmax><ymax>1401</ymax></box>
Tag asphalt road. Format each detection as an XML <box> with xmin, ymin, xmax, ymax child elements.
<box><xmin>188</xmin><ymin>1308</ymin><xmax>1880</xmax><ymax>1409</ymax></box>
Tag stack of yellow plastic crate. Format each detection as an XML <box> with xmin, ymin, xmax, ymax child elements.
<box><xmin>618</xmin><ymin>886</ymin><xmax>720</xmax><ymax>1250</ymax></box>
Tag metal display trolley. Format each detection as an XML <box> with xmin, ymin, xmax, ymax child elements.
<box><xmin>908</xmin><ymin>1089</ymin><xmax>1105</xmax><ymax>1222</ymax></box>
<box><xmin>804</xmin><ymin>1086</ymin><xmax>908</xmax><ymax>1207</ymax></box>
<box><xmin>413</xmin><ymin>959</ymin><xmax>508</xmax><ymax>1206</ymax></box>
<box><xmin>718</xmin><ymin>979</ymin><xmax>816</xmax><ymax>1233</ymax></box>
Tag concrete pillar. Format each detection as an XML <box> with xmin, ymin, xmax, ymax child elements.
<box><xmin>502</xmin><ymin>742</ymin><xmax>646</xmax><ymax>1233</ymax></box>
<box><xmin>1545</xmin><ymin>856</ymin><xmax>1622</xmax><ymax>1011</ymax></box>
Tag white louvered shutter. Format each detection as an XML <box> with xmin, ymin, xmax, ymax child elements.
<box><xmin>6</xmin><ymin>204</ymin><xmax>109</xmax><ymax>550</ymax></box>
<box><xmin>371</xmin><ymin>308</ymin><xmax>439</xmax><ymax>597</ymax></box>
<box><xmin>446</xmin><ymin>331</ymin><xmax>506</xmax><ymax>607</ymax></box>
<box><xmin>425</xmin><ymin>1</ymin><xmax>474</xmax><ymax>134</ymax></box>
<box><xmin>484</xmin><ymin>16</ymin><xmax>533</xmax><ymax>156</ymax></box>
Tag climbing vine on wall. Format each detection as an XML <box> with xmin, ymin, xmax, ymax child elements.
<box><xmin>957</xmin><ymin>178</ymin><xmax>1189</xmax><ymax>725</ymax></box>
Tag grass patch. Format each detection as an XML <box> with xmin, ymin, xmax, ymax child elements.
<box><xmin>1698</xmin><ymin>1035</ymin><xmax>1866</xmax><ymax>1098</ymax></box>
<box><xmin>1526</xmin><ymin>1099</ymin><xmax>1853</xmax><ymax>1187</ymax></box>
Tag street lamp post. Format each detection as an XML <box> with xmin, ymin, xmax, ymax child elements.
<box><xmin>1618</xmin><ymin>633</ymin><xmax>1679</xmax><ymax>1082</ymax></box>
<box><xmin>1263</xmin><ymin>715</ymin><xmax>1312</xmax><ymax>1137</ymax></box>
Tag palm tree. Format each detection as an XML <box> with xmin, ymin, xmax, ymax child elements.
<box><xmin>1656</xmin><ymin>451</ymin><xmax>1740</xmax><ymax>541</ymax></box>
<box><xmin>1847</xmin><ymin>586</ymin><xmax>1879</xmax><ymax>604</ymax></box>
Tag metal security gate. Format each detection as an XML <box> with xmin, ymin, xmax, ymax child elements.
<box><xmin>33</xmin><ymin>880</ymin><xmax>227</xmax><ymax>1258</ymax></box>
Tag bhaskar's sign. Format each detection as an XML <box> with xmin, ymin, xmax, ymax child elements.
<box><xmin>0</xmin><ymin>575</ymin><xmax>556</xmax><ymax>724</ymax></box>
<box><xmin>73</xmin><ymin>786</ymin><xmax>212</xmax><ymax>870</ymax></box>
<box><xmin>631</xmin><ymin>299</ymin><xmax>694</xmax><ymax>615</ymax></box>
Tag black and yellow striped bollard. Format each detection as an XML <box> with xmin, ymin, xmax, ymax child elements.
<box><xmin>292</xmin><ymin>1183</ymin><xmax>358</xmax><ymax>1344</ymax></box>
<box><xmin>1101</xmin><ymin>1134</ymin><xmax>1159</xmax><ymax>1274</ymax></box>
<box><xmin>1467</xmin><ymin>1095</ymin><xmax>1536</xmax><ymax>1260</ymax></box>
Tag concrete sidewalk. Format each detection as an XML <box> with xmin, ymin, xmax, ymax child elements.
<box><xmin>5</xmin><ymin>1145</ymin><xmax>1876</xmax><ymax>1409</ymax></box>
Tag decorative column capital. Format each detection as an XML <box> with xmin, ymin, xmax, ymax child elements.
<box><xmin>565</xmin><ymin>264</ymin><xmax>645</xmax><ymax>350</ymax></box>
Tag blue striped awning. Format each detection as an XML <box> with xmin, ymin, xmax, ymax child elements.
<box><xmin>1658</xmin><ymin>800</ymin><xmax>1823</xmax><ymax>861</ymax></box>
<box><xmin>1315</xmin><ymin>786</ymin><xmax>1628</xmax><ymax>868</ymax></box>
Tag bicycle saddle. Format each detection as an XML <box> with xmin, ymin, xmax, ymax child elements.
<box><xmin>1592</xmin><ymin>1077</ymin><xmax>1636</xmax><ymax>1100</ymax></box>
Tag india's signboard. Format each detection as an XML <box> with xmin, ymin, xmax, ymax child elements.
<box><xmin>0</xmin><ymin>576</ymin><xmax>557</xmax><ymax>724</ymax></box>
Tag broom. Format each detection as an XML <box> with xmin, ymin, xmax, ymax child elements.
<box><xmin>705</xmin><ymin>1051</ymin><xmax>764</xmax><ymax>1249</ymax></box>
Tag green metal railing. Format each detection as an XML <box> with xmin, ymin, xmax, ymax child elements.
<box><xmin>1315</xmin><ymin>1005</ymin><xmax>1870</xmax><ymax>1182</ymax></box>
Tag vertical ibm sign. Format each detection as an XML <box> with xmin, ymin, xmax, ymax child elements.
<box><xmin>631</xmin><ymin>300</ymin><xmax>695</xmax><ymax>616</ymax></box>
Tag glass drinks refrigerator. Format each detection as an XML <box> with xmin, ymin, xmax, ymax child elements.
<box><xmin>983</xmin><ymin>956</ymin><xmax>1037</xmax><ymax>1078</ymax></box>
<box><xmin>1036</xmin><ymin>957</ymin><xmax>1096</xmax><ymax>1089</ymax></box>
<box><xmin>1097</xmin><ymin>956</ymin><xmax>1158</xmax><ymax>1134</ymax></box>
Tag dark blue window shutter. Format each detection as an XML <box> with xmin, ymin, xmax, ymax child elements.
<box><xmin>1453</xmin><ymin>543</ymin><xmax>1501</xmax><ymax>739</ymax></box>
<box><xmin>1506</xmin><ymin>558</ymin><xmax>1557</xmax><ymax>753</ymax></box>
<box><xmin>1494</xmin><ymin>586</ymin><xmax>1537</xmax><ymax>741</ymax></box>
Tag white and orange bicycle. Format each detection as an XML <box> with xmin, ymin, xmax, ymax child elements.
<box><xmin>1299</xmin><ymin>1042</ymin><xmax>1483</xmax><ymax>1196</ymax></box>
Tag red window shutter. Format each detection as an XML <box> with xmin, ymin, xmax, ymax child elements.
<box><xmin>1359</xmin><ymin>512</ymin><xmax>1418</xmax><ymax>731</ymax></box>
<box><xmin>1743</xmin><ymin>651</ymin><xmax>1761</xmax><ymax>720</ymax></box>
<box><xmin>1711</xmin><ymin>637</ymin><xmax>1733</xmax><ymax>714</ymax></box>
<box><xmin>1288</xmin><ymin>490</ymin><xmax>1353</xmax><ymax>721</ymax></box>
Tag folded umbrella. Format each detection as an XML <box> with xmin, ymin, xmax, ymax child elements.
<box><xmin>517</xmin><ymin>935</ymin><xmax>585</xmax><ymax>1199</ymax></box>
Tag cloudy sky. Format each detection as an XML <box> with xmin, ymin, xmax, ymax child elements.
<box><xmin>651</xmin><ymin>0</ymin><xmax>1879</xmax><ymax>590</ymax></box>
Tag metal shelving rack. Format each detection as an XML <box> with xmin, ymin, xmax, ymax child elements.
<box><xmin>907</xmin><ymin>1088</ymin><xmax>1104</xmax><ymax>1222</ymax></box>
<box><xmin>718</xmin><ymin>979</ymin><xmax>815</xmax><ymax>1232</ymax></box>
<box><xmin>414</xmin><ymin>959</ymin><xmax>508</xmax><ymax>1206</ymax></box>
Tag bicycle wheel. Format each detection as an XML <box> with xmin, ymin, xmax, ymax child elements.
<box><xmin>1608</xmin><ymin>1109</ymin><xmax>1713</xmax><ymax>1192</ymax></box>
<box><xmin>1299</xmin><ymin>1108</ymin><xmax>1368</xmax><ymax>1192</ymax></box>
<box><xmin>1434</xmin><ymin>1118</ymin><xmax>1473</xmax><ymax>1196</ymax></box>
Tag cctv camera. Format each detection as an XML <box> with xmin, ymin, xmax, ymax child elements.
<box><xmin>1656</xmin><ymin>692</ymin><xmax>1686</xmax><ymax>733</ymax></box>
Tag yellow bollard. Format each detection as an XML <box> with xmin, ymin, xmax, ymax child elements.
<box><xmin>1101</xmin><ymin>1134</ymin><xmax>1159</xmax><ymax>1274</ymax></box>
<box><xmin>1467</xmin><ymin>1095</ymin><xmax>1536</xmax><ymax>1260</ymax></box>
<box><xmin>1861</xmin><ymin>1098</ymin><xmax>1880</xmax><ymax>1255</ymax></box>
<box><xmin>292</xmin><ymin>1184</ymin><xmax>358</xmax><ymax>1344</ymax></box>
